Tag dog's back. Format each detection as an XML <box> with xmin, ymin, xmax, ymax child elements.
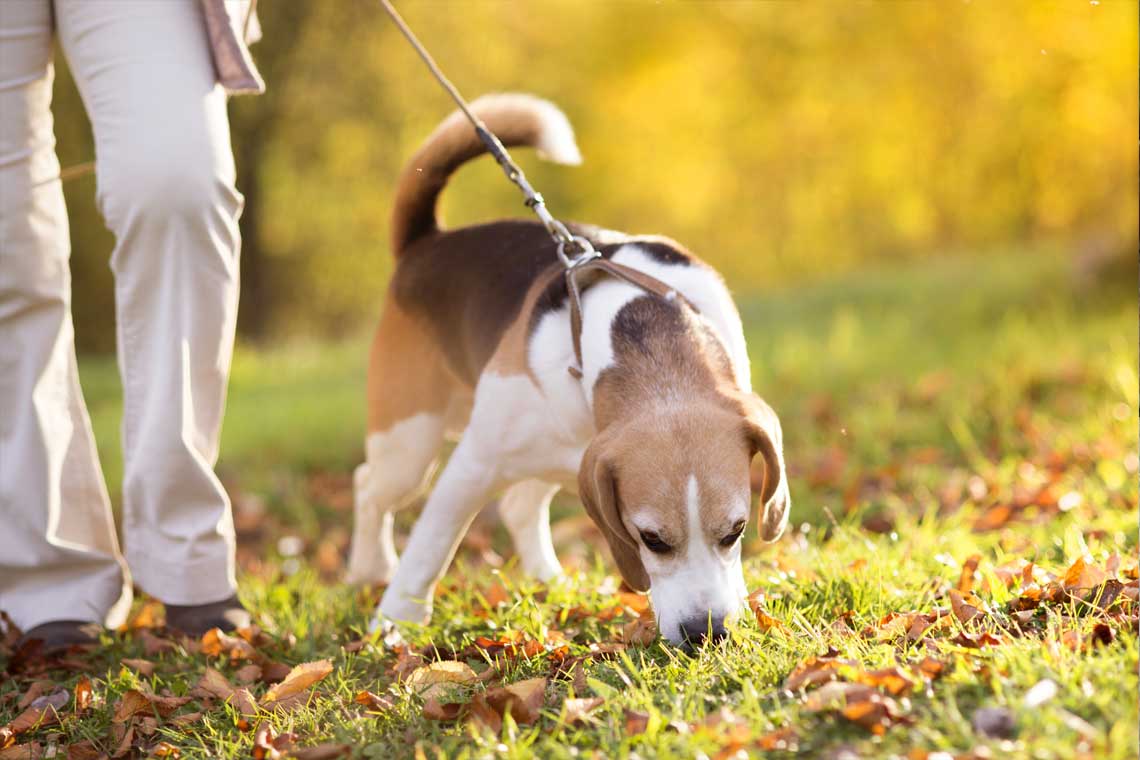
<box><xmin>387</xmin><ymin>94</ymin><xmax>695</xmax><ymax>385</ymax></box>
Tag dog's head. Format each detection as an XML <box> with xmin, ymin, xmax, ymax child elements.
<box><xmin>578</xmin><ymin>392</ymin><xmax>789</xmax><ymax>648</ymax></box>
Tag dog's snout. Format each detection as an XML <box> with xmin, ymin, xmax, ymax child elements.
<box><xmin>679</xmin><ymin>617</ymin><xmax>727</xmax><ymax>648</ymax></box>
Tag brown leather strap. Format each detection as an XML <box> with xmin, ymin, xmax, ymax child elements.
<box><xmin>565</xmin><ymin>258</ymin><xmax>699</xmax><ymax>378</ymax></box>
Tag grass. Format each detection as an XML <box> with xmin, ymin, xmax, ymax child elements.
<box><xmin>2</xmin><ymin>245</ymin><xmax>1137</xmax><ymax>759</ymax></box>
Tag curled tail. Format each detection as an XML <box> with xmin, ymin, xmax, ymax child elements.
<box><xmin>390</xmin><ymin>93</ymin><xmax>583</xmax><ymax>254</ymax></box>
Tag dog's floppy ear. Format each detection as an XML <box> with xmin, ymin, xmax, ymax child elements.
<box><xmin>742</xmin><ymin>394</ymin><xmax>790</xmax><ymax>542</ymax></box>
<box><xmin>578</xmin><ymin>429</ymin><xmax>650</xmax><ymax>591</ymax></box>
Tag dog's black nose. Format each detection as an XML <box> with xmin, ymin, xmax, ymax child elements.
<box><xmin>679</xmin><ymin>617</ymin><xmax>727</xmax><ymax>648</ymax></box>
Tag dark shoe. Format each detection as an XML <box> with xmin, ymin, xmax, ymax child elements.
<box><xmin>165</xmin><ymin>595</ymin><xmax>251</xmax><ymax>637</ymax></box>
<box><xmin>17</xmin><ymin>620</ymin><xmax>101</xmax><ymax>654</ymax></box>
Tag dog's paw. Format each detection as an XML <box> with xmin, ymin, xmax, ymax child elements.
<box><xmin>368</xmin><ymin>615</ymin><xmax>408</xmax><ymax>649</ymax></box>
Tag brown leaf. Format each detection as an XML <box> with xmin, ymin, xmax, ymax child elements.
<box><xmin>199</xmin><ymin>628</ymin><xmax>259</xmax><ymax>662</ymax></box>
<box><xmin>851</xmin><ymin>667</ymin><xmax>915</xmax><ymax>696</ymax></box>
<box><xmin>421</xmin><ymin>697</ymin><xmax>461</xmax><ymax>721</ymax></box>
<box><xmin>974</xmin><ymin>504</ymin><xmax>1014</xmax><ymax>531</ymax></box>
<box><xmin>466</xmin><ymin>695</ymin><xmax>502</xmax><ymax>733</ymax></box>
<box><xmin>232</xmin><ymin>664</ymin><xmax>262</xmax><ymax>685</ymax></box>
<box><xmin>262</xmin><ymin>660</ymin><xmax>333</xmax><ymax>705</ymax></box>
<box><xmin>15</xmin><ymin>682</ymin><xmax>53</xmax><ymax>711</ymax></box>
<box><xmin>65</xmin><ymin>739</ymin><xmax>101</xmax><ymax>760</ymax></box>
<box><xmin>563</xmin><ymin>696</ymin><xmax>604</xmax><ymax>725</ymax></box>
<box><xmin>783</xmin><ymin>656</ymin><xmax>856</xmax><ymax>692</ymax></box>
<box><xmin>260</xmin><ymin>661</ymin><xmax>293</xmax><ymax>684</ymax></box>
<box><xmin>121</xmin><ymin>658</ymin><xmax>156</xmax><ymax>677</ymax></box>
<box><xmin>948</xmin><ymin>590</ymin><xmax>986</xmax><ymax>624</ymax></box>
<box><xmin>0</xmin><ymin>742</ymin><xmax>43</xmax><ymax>760</ymax></box>
<box><xmin>167</xmin><ymin>711</ymin><xmax>202</xmax><ymax>727</ymax></box>
<box><xmin>111</xmin><ymin>689</ymin><xmax>190</xmax><ymax>723</ymax></box>
<box><xmin>195</xmin><ymin>667</ymin><xmax>235</xmax><ymax>700</ymax></box>
<box><xmin>620</xmin><ymin>611</ymin><xmax>657</xmax><ymax>646</ymax></box>
<box><xmin>288</xmin><ymin>745</ymin><xmax>350</xmax><ymax>760</ymax></box>
<box><xmin>110</xmin><ymin>724</ymin><xmax>134</xmax><ymax>759</ymax></box>
<box><xmin>150</xmin><ymin>742</ymin><xmax>180</xmax><ymax>758</ymax></box>
<box><xmin>623</xmin><ymin>708</ymin><xmax>650</xmax><ymax>735</ymax></box>
<box><xmin>123</xmin><ymin>599</ymin><xmax>165</xmax><ymax>631</ymax></box>
<box><xmin>229</xmin><ymin>688</ymin><xmax>259</xmax><ymax>718</ymax></box>
<box><xmin>137</xmin><ymin>630</ymin><xmax>176</xmax><ymax>658</ymax></box>
<box><xmin>756</xmin><ymin>726</ymin><xmax>798</xmax><ymax>751</ymax></box>
<box><xmin>73</xmin><ymin>676</ymin><xmax>93</xmax><ymax>715</ymax></box>
<box><xmin>484</xmin><ymin>677</ymin><xmax>547</xmax><ymax>725</ymax></box>
<box><xmin>5</xmin><ymin>690</ymin><xmax>69</xmax><ymax>736</ymax></box>
<box><xmin>957</xmin><ymin>554</ymin><xmax>982</xmax><ymax>593</ymax></box>
<box><xmin>355</xmin><ymin>690</ymin><xmax>395</xmax><ymax>713</ymax></box>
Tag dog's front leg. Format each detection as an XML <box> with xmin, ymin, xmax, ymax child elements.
<box><xmin>374</xmin><ymin>437</ymin><xmax>498</xmax><ymax>628</ymax></box>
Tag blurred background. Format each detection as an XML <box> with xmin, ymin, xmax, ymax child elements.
<box><xmin>52</xmin><ymin>1</ymin><xmax>1137</xmax><ymax>572</ymax></box>
<box><xmin>56</xmin><ymin>0</ymin><xmax>1136</xmax><ymax>349</ymax></box>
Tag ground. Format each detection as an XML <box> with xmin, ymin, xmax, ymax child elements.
<box><xmin>2</xmin><ymin>246</ymin><xmax>1137</xmax><ymax>759</ymax></box>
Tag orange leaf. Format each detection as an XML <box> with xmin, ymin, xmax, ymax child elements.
<box><xmin>262</xmin><ymin>660</ymin><xmax>333</xmax><ymax>705</ymax></box>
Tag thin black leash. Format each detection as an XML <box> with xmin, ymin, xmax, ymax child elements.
<box><xmin>378</xmin><ymin>0</ymin><xmax>695</xmax><ymax>377</ymax></box>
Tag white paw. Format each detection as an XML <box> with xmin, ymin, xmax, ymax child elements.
<box><xmin>368</xmin><ymin>614</ymin><xmax>408</xmax><ymax>649</ymax></box>
<box><xmin>524</xmin><ymin>558</ymin><xmax>564</xmax><ymax>583</ymax></box>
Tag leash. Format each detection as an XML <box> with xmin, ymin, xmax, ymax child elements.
<box><xmin>378</xmin><ymin>0</ymin><xmax>695</xmax><ymax>378</ymax></box>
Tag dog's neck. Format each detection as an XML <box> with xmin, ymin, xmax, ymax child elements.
<box><xmin>590</xmin><ymin>296</ymin><xmax>738</xmax><ymax>433</ymax></box>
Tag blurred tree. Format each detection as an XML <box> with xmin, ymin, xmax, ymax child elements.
<box><xmin>54</xmin><ymin>0</ymin><xmax>1137</xmax><ymax>352</ymax></box>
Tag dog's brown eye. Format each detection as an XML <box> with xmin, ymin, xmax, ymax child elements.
<box><xmin>720</xmin><ymin>521</ymin><xmax>746</xmax><ymax>548</ymax></box>
<box><xmin>639</xmin><ymin>530</ymin><xmax>672</xmax><ymax>554</ymax></box>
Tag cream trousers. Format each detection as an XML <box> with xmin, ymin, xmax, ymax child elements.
<box><xmin>0</xmin><ymin>0</ymin><xmax>242</xmax><ymax>630</ymax></box>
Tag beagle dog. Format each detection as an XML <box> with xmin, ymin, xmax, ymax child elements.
<box><xmin>348</xmin><ymin>94</ymin><xmax>789</xmax><ymax>647</ymax></box>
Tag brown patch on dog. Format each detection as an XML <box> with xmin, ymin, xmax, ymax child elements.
<box><xmin>366</xmin><ymin>298</ymin><xmax>459</xmax><ymax>433</ymax></box>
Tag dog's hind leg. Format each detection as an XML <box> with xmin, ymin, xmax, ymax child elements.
<box><xmin>348</xmin><ymin>301</ymin><xmax>454</xmax><ymax>585</ymax></box>
<box><xmin>499</xmin><ymin>479</ymin><xmax>562</xmax><ymax>581</ymax></box>
<box><xmin>347</xmin><ymin>413</ymin><xmax>444</xmax><ymax>585</ymax></box>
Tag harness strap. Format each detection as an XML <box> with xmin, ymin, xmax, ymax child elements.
<box><xmin>565</xmin><ymin>257</ymin><xmax>700</xmax><ymax>379</ymax></box>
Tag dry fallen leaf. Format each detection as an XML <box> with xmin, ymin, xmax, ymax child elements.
<box><xmin>756</xmin><ymin>726</ymin><xmax>798</xmax><ymax>751</ymax></box>
<box><xmin>484</xmin><ymin>677</ymin><xmax>547</xmax><ymax>725</ymax></box>
<box><xmin>262</xmin><ymin>660</ymin><xmax>334</xmax><ymax>705</ymax></box>
<box><xmin>111</xmin><ymin>689</ymin><xmax>190</xmax><ymax>723</ymax></box>
<box><xmin>355</xmin><ymin>691</ymin><xmax>395</xmax><ymax>713</ymax></box>
<box><xmin>234</xmin><ymin>664</ymin><xmax>262</xmax><ymax>685</ymax></box>
<box><xmin>288</xmin><ymin>745</ymin><xmax>351</xmax><ymax>760</ymax></box>
<box><xmin>623</xmin><ymin>708</ymin><xmax>650</xmax><ymax>735</ymax></box>
<box><xmin>121</xmin><ymin>659</ymin><xmax>156</xmax><ymax>677</ymax></box>
<box><xmin>421</xmin><ymin>697</ymin><xmax>462</xmax><ymax>721</ymax></box>
<box><xmin>150</xmin><ymin>742</ymin><xmax>180</xmax><ymax>758</ymax></box>
<box><xmin>620</xmin><ymin>610</ymin><xmax>657</xmax><ymax>646</ymax></box>
<box><xmin>200</xmin><ymin>628</ymin><xmax>259</xmax><ymax>662</ymax></box>
<box><xmin>15</xmin><ymin>682</ymin><xmax>53</xmax><ymax>711</ymax></box>
<box><xmin>406</xmin><ymin>661</ymin><xmax>478</xmax><ymax>702</ymax></box>
<box><xmin>195</xmin><ymin>667</ymin><xmax>235</xmax><ymax>700</ymax></box>
<box><xmin>73</xmin><ymin>676</ymin><xmax>93</xmax><ymax>714</ymax></box>
<box><xmin>466</xmin><ymin>694</ymin><xmax>502</xmax><ymax>733</ymax></box>
<box><xmin>4</xmin><ymin>689</ymin><xmax>69</xmax><ymax>738</ymax></box>
<box><xmin>65</xmin><ymin>738</ymin><xmax>102</xmax><ymax>760</ymax></box>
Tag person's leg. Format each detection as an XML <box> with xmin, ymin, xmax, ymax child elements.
<box><xmin>0</xmin><ymin>0</ymin><xmax>132</xmax><ymax>636</ymax></box>
<box><xmin>54</xmin><ymin>0</ymin><xmax>245</xmax><ymax>628</ymax></box>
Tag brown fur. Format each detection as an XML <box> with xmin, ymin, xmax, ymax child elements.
<box><xmin>365</xmin><ymin>298</ymin><xmax>458</xmax><ymax>433</ymax></box>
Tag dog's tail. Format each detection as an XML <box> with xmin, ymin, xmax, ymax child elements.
<box><xmin>390</xmin><ymin>93</ymin><xmax>583</xmax><ymax>255</ymax></box>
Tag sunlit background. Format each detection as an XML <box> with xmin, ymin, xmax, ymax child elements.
<box><xmin>51</xmin><ymin>0</ymin><xmax>1137</xmax><ymax>566</ymax></box>
<box><xmin>57</xmin><ymin>0</ymin><xmax>1136</xmax><ymax>349</ymax></box>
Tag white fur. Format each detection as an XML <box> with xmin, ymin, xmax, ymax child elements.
<box><xmin>634</xmin><ymin>475</ymin><xmax>748</xmax><ymax>645</ymax></box>
<box><xmin>498</xmin><ymin>479</ymin><xmax>562</xmax><ymax>580</ymax></box>
<box><xmin>347</xmin><ymin>413</ymin><xmax>443</xmax><ymax>584</ymax></box>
